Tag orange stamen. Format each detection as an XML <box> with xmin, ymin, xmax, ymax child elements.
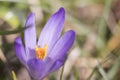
<box><xmin>35</xmin><ymin>45</ymin><xmax>48</xmax><ymax>60</ymax></box>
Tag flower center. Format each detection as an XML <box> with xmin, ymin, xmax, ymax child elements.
<box><xmin>35</xmin><ymin>45</ymin><xmax>48</xmax><ymax>60</ymax></box>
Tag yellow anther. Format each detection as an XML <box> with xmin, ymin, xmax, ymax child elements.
<box><xmin>35</xmin><ymin>45</ymin><xmax>48</xmax><ymax>60</ymax></box>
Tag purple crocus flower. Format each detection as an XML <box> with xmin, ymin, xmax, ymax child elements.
<box><xmin>14</xmin><ymin>8</ymin><xmax>76</xmax><ymax>80</ymax></box>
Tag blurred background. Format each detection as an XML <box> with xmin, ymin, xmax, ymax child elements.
<box><xmin>0</xmin><ymin>0</ymin><xmax>120</xmax><ymax>80</ymax></box>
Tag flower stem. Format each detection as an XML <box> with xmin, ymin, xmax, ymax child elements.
<box><xmin>60</xmin><ymin>64</ymin><xmax>65</xmax><ymax>80</ymax></box>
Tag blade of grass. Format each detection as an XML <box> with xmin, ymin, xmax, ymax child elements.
<box><xmin>97</xmin><ymin>64</ymin><xmax>109</xmax><ymax>80</ymax></box>
<box><xmin>87</xmin><ymin>45</ymin><xmax>120</xmax><ymax>80</ymax></box>
<box><xmin>0</xmin><ymin>0</ymin><xmax>27</xmax><ymax>5</ymax></box>
<box><xmin>0</xmin><ymin>27</ymin><xmax>25</xmax><ymax>35</ymax></box>
<box><xmin>12</xmin><ymin>70</ymin><xmax>17</xmax><ymax>80</ymax></box>
<box><xmin>87</xmin><ymin>67</ymin><xmax>97</xmax><ymax>80</ymax></box>
<box><xmin>97</xmin><ymin>0</ymin><xmax>113</xmax><ymax>40</ymax></box>
<box><xmin>0</xmin><ymin>25</ymin><xmax>33</xmax><ymax>35</ymax></box>
<box><xmin>73</xmin><ymin>67</ymin><xmax>79</xmax><ymax>80</ymax></box>
<box><xmin>0</xmin><ymin>0</ymin><xmax>36</xmax><ymax>6</ymax></box>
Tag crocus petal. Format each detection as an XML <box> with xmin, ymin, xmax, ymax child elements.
<box><xmin>48</xmin><ymin>59</ymin><xmax>64</xmax><ymax>73</ymax></box>
<box><xmin>48</xmin><ymin>30</ymin><xmax>76</xmax><ymax>71</ymax></box>
<box><xmin>38</xmin><ymin>7</ymin><xmax>65</xmax><ymax>53</ymax></box>
<box><xmin>24</xmin><ymin>13</ymin><xmax>36</xmax><ymax>50</ymax></box>
<box><xmin>14</xmin><ymin>37</ymin><xmax>26</xmax><ymax>66</ymax></box>
<box><xmin>27</xmin><ymin>59</ymin><xmax>46</xmax><ymax>80</ymax></box>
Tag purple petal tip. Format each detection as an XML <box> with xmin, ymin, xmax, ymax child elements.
<box><xmin>53</xmin><ymin>7</ymin><xmax>65</xmax><ymax>17</ymax></box>
<box><xmin>28</xmin><ymin>13</ymin><xmax>35</xmax><ymax>18</ymax></box>
<box><xmin>59</xmin><ymin>7</ymin><xmax>65</xmax><ymax>13</ymax></box>
<box><xmin>25</xmin><ymin>13</ymin><xmax>35</xmax><ymax>28</ymax></box>
<box><xmin>14</xmin><ymin>37</ymin><xmax>22</xmax><ymax>44</ymax></box>
<box><xmin>67</xmin><ymin>30</ymin><xmax>76</xmax><ymax>39</ymax></box>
